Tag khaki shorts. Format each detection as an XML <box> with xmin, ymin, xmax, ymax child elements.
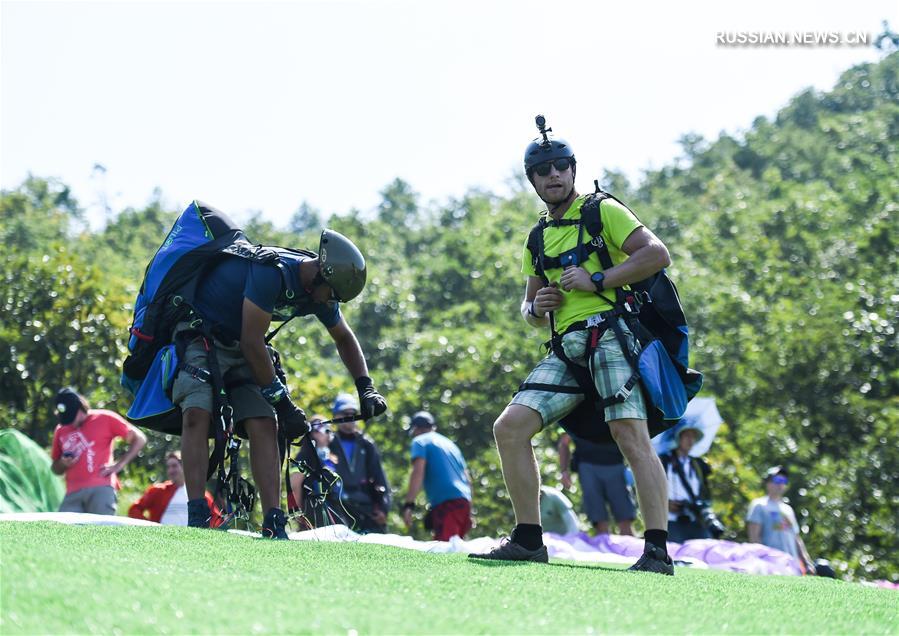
<box><xmin>510</xmin><ymin>319</ymin><xmax>647</xmax><ymax>427</ymax></box>
<box><xmin>58</xmin><ymin>485</ymin><xmax>117</xmax><ymax>515</ymax></box>
<box><xmin>170</xmin><ymin>324</ymin><xmax>275</xmax><ymax>430</ymax></box>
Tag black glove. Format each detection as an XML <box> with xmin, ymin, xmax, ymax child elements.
<box><xmin>274</xmin><ymin>395</ymin><xmax>309</xmax><ymax>440</ymax></box>
<box><xmin>355</xmin><ymin>375</ymin><xmax>387</xmax><ymax>419</ymax></box>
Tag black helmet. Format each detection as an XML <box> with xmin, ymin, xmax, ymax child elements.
<box><xmin>523</xmin><ymin>114</ymin><xmax>576</xmax><ymax>176</ymax></box>
<box><xmin>318</xmin><ymin>229</ymin><xmax>366</xmax><ymax>302</ymax></box>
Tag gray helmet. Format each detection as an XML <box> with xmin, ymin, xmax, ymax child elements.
<box><xmin>318</xmin><ymin>229</ymin><xmax>366</xmax><ymax>302</ymax></box>
<box><xmin>523</xmin><ymin>114</ymin><xmax>576</xmax><ymax>176</ymax></box>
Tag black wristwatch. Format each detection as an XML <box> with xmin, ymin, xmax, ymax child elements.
<box><xmin>402</xmin><ymin>501</ymin><xmax>416</xmax><ymax>511</ymax></box>
<box><xmin>591</xmin><ymin>271</ymin><xmax>606</xmax><ymax>293</ymax></box>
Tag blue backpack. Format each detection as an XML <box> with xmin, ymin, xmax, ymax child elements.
<box><xmin>120</xmin><ymin>200</ymin><xmax>309</xmax><ymax>434</ymax></box>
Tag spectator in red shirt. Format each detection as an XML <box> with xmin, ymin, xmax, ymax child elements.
<box><xmin>51</xmin><ymin>387</ymin><xmax>146</xmax><ymax>515</ymax></box>
<box><xmin>128</xmin><ymin>451</ymin><xmax>222</xmax><ymax>526</ymax></box>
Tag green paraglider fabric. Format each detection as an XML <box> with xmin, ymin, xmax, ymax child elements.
<box><xmin>0</xmin><ymin>429</ymin><xmax>64</xmax><ymax>512</ymax></box>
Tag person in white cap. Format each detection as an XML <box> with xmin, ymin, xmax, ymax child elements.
<box><xmin>660</xmin><ymin>424</ymin><xmax>714</xmax><ymax>542</ymax></box>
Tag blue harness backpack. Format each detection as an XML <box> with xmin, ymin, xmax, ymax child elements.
<box><xmin>120</xmin><ymin>201</ymin><xmax>315</xmax><ymax>519</ymax></box>
<box><xmin>521</xmin><ymin>183</ymin><xmax>703</xmax><ymax>443</ymax></box>
<box><xmin>121</xmin><ymin>200</ymin><xmax>310</xmax><ymax>427</ymax></box>
<box><xmin>121</xmin><ymin>201</ymin><xmax>326</xmax><ymax>525</ymax></box>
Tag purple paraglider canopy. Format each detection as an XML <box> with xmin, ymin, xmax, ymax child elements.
<box><xmin>542</xmin><ymin>532</ymin><xmax>803</xmax><ymax>576</ymax></box>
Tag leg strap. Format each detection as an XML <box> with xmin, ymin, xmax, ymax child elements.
<box><xmin>178</xmin><ymin>363</ymin><xmax>211</xmax><ymax>384</ymax></box>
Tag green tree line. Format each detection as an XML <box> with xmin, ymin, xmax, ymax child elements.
<box><xmin>2</xmin><ymin>52</ymin><xmax>896</xmax><ymax>581</ymax></box>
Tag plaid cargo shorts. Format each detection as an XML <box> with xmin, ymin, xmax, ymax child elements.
<box><xmin>510</xmin><ymin>319</ymin><xmax>647</xmax><ymax>427</ymax></box>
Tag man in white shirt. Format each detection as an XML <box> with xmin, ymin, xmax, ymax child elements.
<box><xmin>160</xmin><ymin>455</ymin><xmax>189</xmax><ymax>525</ymax></box>
<box><xmin>660</xmin><ymin>426</ymin><xmax>713</xmax><ymax>543</ymax></box>
<box><xmin>128</xmin><ymin>452</ymin><xmax>220</xmax><ymax>526</ymax></box>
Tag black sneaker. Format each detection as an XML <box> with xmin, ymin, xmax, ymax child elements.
<box><xmin>187</xmin><ymin>499</ymin><xmax>211</xmax><ymax>529</ymax></box>
<box><xmin>261</xmin><ymin>508</ymin><xmax>289</xmax><ymax>540</ymax></box>
<box><xmin>627</xmin><ymin>544</ymin><xmax>674</xmax><ymax>575</ymax></box>
<box><xmin>468</xmin><ymin>538</ymin><xmax>549</xmax><ymax>563</ymax></box>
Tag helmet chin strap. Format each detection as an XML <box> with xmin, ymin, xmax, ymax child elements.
<box><xmin>537</xmin><ymin>187</ymin><xmax>573</xmax><ymax>204</ymax></box>
<box><xmin>549</xmin><ymin>187</ymin><xmax>576</xmax><ymax>214</ymax></box>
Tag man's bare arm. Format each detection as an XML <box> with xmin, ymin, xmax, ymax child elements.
<box><xmin>327</xmin><ymin>317</ymin><xmax>369</xmax><ymax>380</ymax></box>
<box><xmin>604</xmin><ymin>226</ymin><xmax>671</xmax><ymax>288</ymax></box>
<box><xmin>240</xmin><ymin>297</ymin><xmax>277</xmax><ymax>386</ymax></box>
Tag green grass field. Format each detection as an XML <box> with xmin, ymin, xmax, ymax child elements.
<box><xmin>1</xmin><ymin>522</ymin><xmax>896</xmax><ymax>635</ymax></box>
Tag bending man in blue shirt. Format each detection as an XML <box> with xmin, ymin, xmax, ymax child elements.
<box><xmin>172</xmin><ymin>229</ymin><xmax>387</xmax><ymax>538</ymax></box>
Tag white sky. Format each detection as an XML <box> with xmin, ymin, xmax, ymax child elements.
<box><xmin>1</xmin><ymin>0</ymin><xmax>896</xmax><ymax>227</ymax></box>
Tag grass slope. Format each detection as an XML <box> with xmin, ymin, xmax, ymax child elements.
<box><xmin>1</xmin><ymin>522</ymin><xmax>896</xmax><ymax>635</ymax></box>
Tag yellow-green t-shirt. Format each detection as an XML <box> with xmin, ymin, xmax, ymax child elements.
<box><xmin>521</xmin><ymin>195</ymin><xmax>643</xmax><ymax>333</ymax></box>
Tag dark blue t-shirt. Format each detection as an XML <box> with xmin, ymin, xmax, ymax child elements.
<box><xmin>570</xmin><ymin>434</ymin><xmax>624</xmax><ymax>466</ymax></box>
<box><xmin>193</xmin><ymin>255</ymin><xmax>341</xmax><ymax>342</ymax></box>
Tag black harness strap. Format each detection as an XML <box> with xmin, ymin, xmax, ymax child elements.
<box><xmin>203</xmin><ymin>336</ymin><xmax>230</xmax><ymax>483</ymax></box>
<box><xmin>178</xmin><ymin>363</ymin><xmax>210</xmax><ymax>384</ymax></box>
<box><xmin>671</xmin><ymin>455</ymin><xmax>701</xmax><ymax>505</ymax></box>
<box><xmin>608</xmin><ymin>315</ymin><xmax>641</xmax><ymax>399</ymax></box>
<box><xmin>173</xmin><ymin>324</ymin><xmax>242</xmax><ymax>521</ymax></box>
<box><xmin>264</xmin><ymin>315</ymin><xmax>295</xmax><ymax>344</ymax></box>
<box><xmin>518</xmin><ymin>382</ymin><xmax>582</xmax><ymax>394</ymax></box>
<box><xmin>542</xmin><ymin>219</ymin><xmax>589</xmax><ymax>270</ymax></box>
<box><xmin>533</xmin><ymin>216</ymin><xmax>550</xmax><ymax>288</ymax></box>
<box><xmin>529</xmin><ymin>211</ymin><xmax>599</xmax><ymax>410</ymax></box>
<box><xmin>172</xmin><ymin>327</ymin><xmax>231</xmax><ymax>487</ymax></box>
<box><xmin>284</xmin><ymin>433</ymin><xmax>352</xmax><ymax>529</ymax></box>
<box><xmin>220</xmin><ymin>436</ymin><xmax>256</xmax><ymax>525</ymax></box>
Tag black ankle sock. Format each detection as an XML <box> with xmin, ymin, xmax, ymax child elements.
<box><xmin>187</xmin><ymin>498</ymin><xmax>210</xmax><ymax>528</ymax></box>
<box><xmin>644</xmin><ymin>529</ymin><xmax>668</xmax><ymax>554</ymax></box>
<box><xmin>187</xmin><ymin>498</ymin><xmax>209</xmax><ymax>513</ymax></box>
<box><xmin>511</xmin><ymin>523</ymin><xmax>543</xmax><ymax>550</ymax></box>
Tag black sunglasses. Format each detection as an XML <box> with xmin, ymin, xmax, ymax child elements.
<box><xmin>533</xmin><ymin>157</ymin><xmax>574</xmax><ymax>177</ymax></box>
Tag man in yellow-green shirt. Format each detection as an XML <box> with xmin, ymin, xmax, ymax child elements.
<box><xmin>469</xmin><ymin>117</ymin><xmax>674</xmax><ymax>574</ymax></box>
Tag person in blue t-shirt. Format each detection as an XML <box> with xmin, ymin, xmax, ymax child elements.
<box><xmin>559</xmin><ymin>432</ymin><xmax>635</xmax><ymax>536</ymax></box>
<box><xmin>170</xmin><ymin>229</ymin><xmax>388</xmax><ymax>539</ymax></box>
<box><xmin>747</xmin><ymin>466</ymin><xmax>816</xmax><ymax>574</ymax></box>
<box><xmin>401</xmin><ymin>411</ymin><xmax>473</xmax><ymax>541</ymax></box>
